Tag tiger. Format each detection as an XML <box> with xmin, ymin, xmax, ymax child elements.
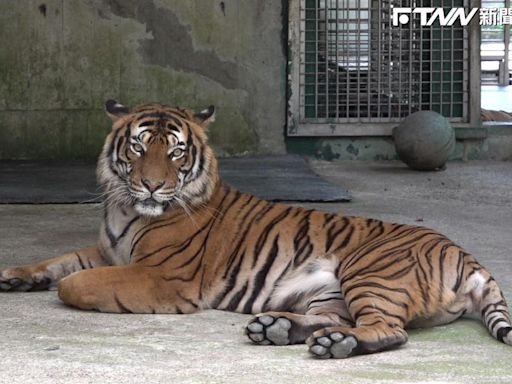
<box><xmin>1</xmin><ymin>100</ymin><xmax>511</xmax><ymax>359</ymax></box>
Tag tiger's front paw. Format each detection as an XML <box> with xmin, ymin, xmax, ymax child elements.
<box><xmin>0</xmin><ymin>266</ymin><xmax>53</xmax><ymax>291</ymax></box>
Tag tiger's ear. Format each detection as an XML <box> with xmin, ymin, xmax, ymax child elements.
<box><xmin>105</xmin><ymin>99</ymin><xmax>130</xmax><ymax>122</ymax></box>
<box><xmin>193</xmin><ymin>105</ymin><xmax>216</xmax><ymax>128</ymax></box>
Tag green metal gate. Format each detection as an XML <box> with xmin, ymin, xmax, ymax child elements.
<box><xmin>288</xmin><ymin>0</ymin><xmax>481</xmax><ymax>136</ymax></box>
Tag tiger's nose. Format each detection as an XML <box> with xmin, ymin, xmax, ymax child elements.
<box><xmin>141</xmin><ymin>178</ymin><xmax>164</xmax><ymax>193</ymax></box>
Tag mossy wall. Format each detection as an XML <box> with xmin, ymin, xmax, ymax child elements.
<box><xmin>287</xmin><ymin>126</ymin><xmax>512</xmax><ymax>162</ymax></box>
<box><xmin>0</xmin><ymin>0</ymin><xmax>287</xmax><ymax>159</ymax></box>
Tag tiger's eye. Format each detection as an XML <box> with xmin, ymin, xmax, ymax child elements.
<box><xmin>172</xmin><ymin>148</ymin><xmax>184</xmax><ymax>158</ymax></box>
<box><xmin>131</xmin><ymin>143</ymin><xmax>144</xmax><ymax>153</ymax></box>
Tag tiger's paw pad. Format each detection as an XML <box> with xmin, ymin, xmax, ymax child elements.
<box><xmin>246</xmin><ymin>314</ymin><xmax>292</xmax><ymax>346</ymax></box>
<box><xmin>0</xmin><ymin>269</ymin><xmax>51</xmax><ymax>292</ymax></box>
<box><xmin>0</xmin><ymin>276</ymin><xmax>24</xmax><ymax>291</ymax></box>
<box><xmin>307</xmin><ymin>331</ymin><xmax>358</xmax><ymax>359</ymax></box>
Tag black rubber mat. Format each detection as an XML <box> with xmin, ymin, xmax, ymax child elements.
<box><xmin>0</xmin><ymin>155</ymin><xmax>351</xmax><ymax>203</ymax></box>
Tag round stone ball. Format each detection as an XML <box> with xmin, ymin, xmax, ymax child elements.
<box><xmin>392</xmin><ymin>111</ymin><xmax>455</xmax><ymax>171</ymax></box>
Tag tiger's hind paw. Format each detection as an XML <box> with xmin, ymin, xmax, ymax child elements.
<box><xmin>307</xmin><ymin>330</ymin><xmax>358</xmax><ymax>359</ymax></box>
<box><xmin>246</xmin><ymin>314</ymin><xmax>292</xmax><ymax>346</ymax></box>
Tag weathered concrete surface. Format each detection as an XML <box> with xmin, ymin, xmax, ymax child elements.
<box><xmin>0</xmin><ymin>0</ymin><xmax>286</xmax><ymax>159</ymax></box>
<box><xmin>288</xmin><ymin>126</ymin><xmax>512</xmax><ymax>162</ymax></box>
<box><xmin>1</xmin><ymin>161</ymin><xmax>512</xmax><ymax>383</ymax></box>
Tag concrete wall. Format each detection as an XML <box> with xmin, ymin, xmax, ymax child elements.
<box><xmin>287</xmin><ymin>126</ymin><xmax>512</xmax><ymax>162</ymax></box>
<box><xmin>0</xmin><ymin>0</ymin><xmax>287</xmax><ymax>160</ymax></box>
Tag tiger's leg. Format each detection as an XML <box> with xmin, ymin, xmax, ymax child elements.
<box><xmin>246</xmin><ymin>291</ymin><xmax>353</xmax><ymax>345</ymax></box>
<box><xmin>307</xmin><ymin>293</ymin><xmax>408</xmax><ymax>359</ymax></box>
<box><xmin>58</xmin><ymin>264</ymin><xmax>199</xmax><ymax>314</ymax></box>
<box><xmin>0</xmin><ymin>246</ymin><xmax>107</xmax><ymax>291</ymax></box>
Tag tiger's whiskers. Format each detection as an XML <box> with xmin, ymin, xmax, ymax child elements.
<box><xmin>174</xmin><ymin>195</ymin><xmax>200</xmax><ymax>230</ymax></box>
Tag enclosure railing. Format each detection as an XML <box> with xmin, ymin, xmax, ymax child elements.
<box><xmin>288</xmin><ymin>0</ymin><xmax>481</xmax><ymax>136</ymax></box>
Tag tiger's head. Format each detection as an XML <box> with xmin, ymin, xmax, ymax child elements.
<box><xmin>97</xmin><ymin>100</ymin><xmax>218</xmax><ymax>217</ymax></box>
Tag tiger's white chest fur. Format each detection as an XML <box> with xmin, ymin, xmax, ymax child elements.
<box><xmin>98</xmin><ymin>205</ymin><xmax>140</xmax><ymax>265</ymax></box>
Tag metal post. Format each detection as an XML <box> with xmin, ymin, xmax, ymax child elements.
<box><xmin>504</xmin><ymin>0</ymin><xmax>510</xmax><ymax>85</ymax></box>
<box><xmin>469</xmin><ymin>0</ymin><xmax>482</xmax><ymax>127</ymax></box>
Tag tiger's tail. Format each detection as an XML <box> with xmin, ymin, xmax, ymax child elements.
<box><xmin>464</xmin><ymin>254</ymin><xmax>512</xmax><ymax>345</ymax></box>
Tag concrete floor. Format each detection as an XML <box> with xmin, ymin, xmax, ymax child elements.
<box><xmin>1</xmin><ymin>160</ymin><xmax>512</xmax><ymax>384</ymax></box>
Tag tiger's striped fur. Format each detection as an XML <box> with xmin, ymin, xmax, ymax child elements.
<box><xmin>1</xmin><ymin>100</ymin><xmax>511</xmax><ymax>358</ymax></box>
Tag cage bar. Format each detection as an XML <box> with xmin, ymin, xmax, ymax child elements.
<box><xmin>288</xmin><ymin>0</ymin><xmax>473</xmax><ymax>136</ymax></box>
